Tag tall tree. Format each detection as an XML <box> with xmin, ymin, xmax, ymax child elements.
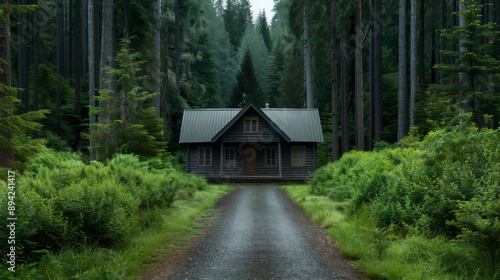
<box><xmin>397</xmin><ymin>0</ymin><xmax>408</xmax><ymax>142</ymax></box>
<box><xmin>410</xmin><ymin>0</ymin><xmax>417</xmax><ymax>127</ymax></box>
<box><xmin>88</xmin><ymin>0</ymin><xmax>96</xmax><ymax>161</ymax></box>
<box><xmin>228</xmin><ymin>49</ymin><xmax>266</xmax><ymax>107</ymax></box>
<box><xmin>0</xmin><ymin>0</ymin><xmax>13</xmax><ymax>167</ymax></box>
<box><xmin>258</xmin><ymin>10</ymin><xmax>272</xmax><ymax>51</ymax></box>
<box><xmin>304</xmin><ymin>3</ymin><xmax>313</xmax><ymax>108</ymax></box>
<box><xmin>373</xmin><ymin>0</ymin><xmax>383</xmax><ymax>142</ymax></box>
<box><xmin>330</xmin><ymin>0</ymin><xmax>338</xmax><ymax>161</ymax></box>
<box><xmin>98</xmin><ymin>0</ymin><xmax>117</xmax><ymax>160</ymax></box>
<box><xmin>458</xmin><ymin>0</ymin><xmax>470</xmax><ymax>114</ymax></box>
<box><xmin>355</xmin><ymin>0</ymin><xmax>363</xmax><ymax>150</ymax></box>
<box><xmin>153</xmin><ymin>0</ymin><xmax>160</xmax><ymax>117</ymax></box>
<box><xmin>340</xmin><ymin>29</ymin><xmax>350</xmax><ymax>153</ymax></box>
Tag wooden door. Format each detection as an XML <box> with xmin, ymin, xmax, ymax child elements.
<box><xmin>244</xmin><ymin>146</ymin><xmax>257</xmax><ymax>175</ymax></box>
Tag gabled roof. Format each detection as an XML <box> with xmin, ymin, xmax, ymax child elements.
<box><xmin>179</xmin><ymin>105</ymin><xmax>324</xmax><ymax>143</ymax></box>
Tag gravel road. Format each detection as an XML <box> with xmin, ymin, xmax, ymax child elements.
<box><xmin>168</xmin><ymin>185</ymin><xmax>366</xmax><ymax>280</ymax></box>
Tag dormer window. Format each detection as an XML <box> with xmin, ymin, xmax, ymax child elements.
<box><xmin>243</xmin><ymin>117</ymin><xmax>259</xmax><ymax>134</ymax></box>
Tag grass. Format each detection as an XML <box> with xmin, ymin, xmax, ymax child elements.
<box><xmin>11</xmin><ymin>184</ymin><xmax>233</xmax><ymax>280</ymax></box>
<box><xmin>282</xmin><ymin>184</ymin><xmax>497</xmax><ymax>280</ymax></box>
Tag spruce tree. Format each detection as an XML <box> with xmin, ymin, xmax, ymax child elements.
<box><xmin>258</xmin><ymin>11</ymin><xmax>272</xmax><ymax>51</ymax></box>
<box><xmin>228</xmin><ymin>49</ymin><xmax>266</xmax><ymax>108</ymax></box>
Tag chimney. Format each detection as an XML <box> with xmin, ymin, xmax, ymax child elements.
<box><xmin>265</xmin><ymin>103</ymin><xmax>269</xmax><ymax>109</ymax></box>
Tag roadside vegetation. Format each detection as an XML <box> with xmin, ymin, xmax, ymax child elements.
<box><xmin>0</xmin><ymin>151</ymin><xmax>232</xmax><ymax>279</ymax></box>
<box><xmin>284</xmin><ymin>115</ymin><xmax>500</xmax><ymax>280</ymax></box>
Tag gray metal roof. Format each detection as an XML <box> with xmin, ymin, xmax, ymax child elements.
<box><xmin>179</xmin><ymin>107</ymin><xmax>324</xmax><ymax>143</ymax></box>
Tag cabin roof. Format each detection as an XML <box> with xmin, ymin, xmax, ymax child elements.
<box><xmin>179</xmin><ymin>104</ymin><xmax>324</xmax><ymax>143</ymax></box>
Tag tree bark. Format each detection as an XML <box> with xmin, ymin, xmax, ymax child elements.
<box><xmin>75</xmin><ymin>0</ymin><xmax>81</xmax><ymax>149</ymax></box>
<box><xmin>98</xmin><ymin>0</ymin><xmax>116</xmax><ymax>160</ymax></box>
<box><xmin>88</xmin><ymin>0</ymin><xmax>96</xmax><ymax>161</ymax></box>
<box><xmin>439</xmin><ymin>0</ymin><xmax>446</xmax><ymax>83</ymax></box>
<box><xmin>56</xmin><ymin>0</ymin><xmax>61</xmax><ymax>136</ymax></box>
<box><xmin>398</xmin><ymin>0</ymin><xmax>409</xmax><ymax>142</ymax></box>
<box><xmin>340</xmin><ymin>29</ymin><xmax>349</xmax><ymax>154</ymax></box>
<box><xmin>330</xmin><ymin>0</ymin><xmax>338</xmax><ymax>161</ymax></box>
<box><xmin>175</xmin><ymin>0</ymin><xmax>181</xmax><ymax>97</ymax></box>
<box><xmin>419</xmin><ymin>0</ymin><xmax>425</xmax><ymax>84</ymax></box>
<box><xmin>458</xmin><ymin>0</ymin><xmax>470</xmax><ymax>114</ymax></box>
<box><xmin>153</xmin><ymin>0</ymin><xmax>161</xmax><ymax>117</ymax></box>
<box><xmin>0</xmin><ymin>0</ymin><xmax>14</xmax><ymax>167</ymax></box>
<box><xmin>355</xmin><ymin>0</ymin><xmax>364</xmax><ymax>151</ymax></box>
<box><xmin>304</xmin><ymin>4</ymin><xmax>314</xmax><ymax>109</ymax></box>
<box><xmin>410</xmin><ymin>0</ymin><xmax>417</xmax><ymax>127</ymax></box>
<box><xmin>374</xmin><ymin>0</ymin><xmax>383</xmax><ymax>142</ymax></box>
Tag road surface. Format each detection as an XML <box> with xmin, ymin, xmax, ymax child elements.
<box><xmin>168</xmin><ymin>185</ymin><xmax>365</xmax><ymax>280</ymax></box>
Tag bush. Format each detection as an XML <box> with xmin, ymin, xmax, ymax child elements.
<box><xmin>0</xmin><ymin>151</ymin><xmax>209</xmax><ymax>263</ymax></box>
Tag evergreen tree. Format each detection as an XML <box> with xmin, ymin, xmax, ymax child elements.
<box><xmin>223</xmin><ymin>0</ymin><xmax>252</xmax><ymax>51</ymax></box>
<box><xmin>228</xmin><ymin>49</ymin><xmax>266</xmax><ymax>107</ymax></box>
<box><xmin>432</xmin><ymin>0</ymin><xmax>500</xmax><ymax>126</ymax></box>
<box><xmin>87</xmin><ymin>40</ymin><xmax>165</xmax><ymax>160</ymax></box>
<box><xmin>268</xmin><ymin>41</ymin><xmax>285</xmax><ymax>108</ymax></box>
<box><xmin>258</xmin><ymin>10</ymin><xmax>272</xmax><ymax>51</ymax></box>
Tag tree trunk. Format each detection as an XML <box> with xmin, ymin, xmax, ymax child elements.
<box><xmin>330</xmin><ymin>0</ymin><xmax>338</xmax><ymax>161</ymax></box>
<box><xmin>0</xmin><ymin>0</ymin><xmax>14</xmax><ymax>167</ymax></box>
<box><xmin>419</xmin><ymin>0</ymin><xmax>425</xmax><ymax>84</ymax></box>
<box><xmin>56</xmin><ymin>0</ymin><xmax>61</xmax><ymax>136</ymax></box>
<box><xmin>33</xmin><ymin>1</ymin><xmax>38</xmax><ymax>112</ymax></box>
<box><xmin>410</xmin><ymin>0</ymin><xmax>417</xmax><ymax>127</ymax></box>
<box><xmin>175</xmin><ymin>0</ymin><xmax>181</xmax><ymax>97</ymax></box>
<box><xmin>458</xmin><ymin>0</ymin><xmax>470</xmax><ymax>114</ymax></box>
<box><xmin>439</xmin><ymin>0</ymin><xmax>446</xmax><ymax>83</ymax></box>
<box><xmin>304</xmin><ymin>4</ymin><xmax>314</xmax><ymax>109</ymax></box>
<box><xmin>153</xmin><ymin>0</ymin><xmax>161</xmax><ymax>118</ymax></box>
<box><xmin>398</xmin><ymin>0</ymin><xmax>408</xmax><ymax>142</ymax></box>
<box><xmin>340</xmin><ymin>29</ymin><xmax>350</xmax><ymax>154</ymax></box>
<box><xmin>162</xmin><ymin>4</ymin><xmax>170</xmax><ymax>142</ymax></box>
<box><xmin>374</xmin><ymin>0</ymin><xmax>383</xmax><ymax>142</ymax></box>
<box><xmin>88</xmin><ymin>0</ymin><xmax>96</xmax><ymax>161</ymax></box>
<box><xmin>75</xmin><ymin>0</ymin><xmax>81</xmax><ymax>149</ymax></box>
<box><xmin>355</xmin><ymin>0</ymin><xmax>364</xmax><ymax>150</ymax></box>
<box><xmin>370</xmin><ymin>0</ymin><xmax>374</xmax><ymax>150</ymax></box>
<box><xmin>99</xmin><ymin>0</ymin><xmax>116</xmax><ymax>160</ymax></box>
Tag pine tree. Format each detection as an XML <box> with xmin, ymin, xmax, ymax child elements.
<box><xmin>258</xmin><ymin>11</ymin><xmax>272</xmax><ymax>51</ymax></box>
<box><xmin>87</xmin><ymin>40</ymin><xmax>165</xmax><ymax>160</ymax></box>
<box><xmin>228</xmin><ymin>49</ymin><xmax>266</xmax><ymax>107</ymax></box>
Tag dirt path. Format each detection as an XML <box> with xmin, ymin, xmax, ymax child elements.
<box><xmin>140</xmin><ymin>185</ymin><xmax>367</xmax><ymax>280</ymax></box>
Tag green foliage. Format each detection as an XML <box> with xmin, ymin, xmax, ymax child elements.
<box><xmin>86</xmin><ymin>40</ymin><xmax>165</xmax><ymax>161</ymax></box>
<box><xmin>227</xmin><ymin>49</ymin><xmax>267</xmax><ymax>107</ymax></box>
<box><xmin>222</xmin><ymin>0</ymin><xmax>253</xmax><ymax>51</ymax></box>
<box><xmin>0</xmin><ymin>150</ymin><xmax>209</xmax><ymax>268</ymax></box>
<box><xmin>0</xmin><ymin>95</ymin><xmax>49</xmax><ymax>168</ymax></box>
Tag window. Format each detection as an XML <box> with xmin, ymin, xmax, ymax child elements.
<box><xmin>197</xmin><ymin>147</ymin><xmax>212</xmax><ymax>167</ymax></box>
<box><xmin>243</xmin><ymin>117</ymin><xmax>259</xmax><ymax>134</ymax></box>
<box><xmin>291</xmin><ymin>146</ymin><xmax>306</xmax><ymax>167</ymax></box>
<box><xmin>264</xmin><ymin>146</ymin><xmax>278</xmax><ymax>167</ymax></box>
<box><xmin>224</xmin><ymin>147</ymin><xmax>236</xmax><ymax>167</ymax></box>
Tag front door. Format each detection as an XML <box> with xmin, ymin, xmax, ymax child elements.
<box><xmin>244</xmin><ymin>146</ymin><xmax>257</xmax><ymax>175</ymax></box>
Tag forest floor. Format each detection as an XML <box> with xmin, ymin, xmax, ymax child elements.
<box><xmin>138</xmin><ymin>185</ymin><xmax>367</xmax><ymax>280</ymax></box>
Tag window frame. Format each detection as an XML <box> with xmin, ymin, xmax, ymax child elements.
<box><xmin>264</xmin><ymin>146</ymin><xmax>279</xmax><ymax>168</ymax></box>
<box><xmin>223</xmin><ymin>146</ymin><xmax>237</xmax><ymax>168</ymax></box>
<box><xmin>197</xmin><ymin>146</ymin><xmax>213</xmax><ymax>168</ymax></box>
<box><xmin>243</xmin><ymin>117</ymin><xmax>259</xmax><ymax>134</ymax></box>
<box><xmin>290</xmin><ymin>146</ymin><xmax>306</xmax><ymax>168</ymax></box>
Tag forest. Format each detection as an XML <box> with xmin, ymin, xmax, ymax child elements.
<box><xmin>0</xmin><ymin>0</ymin><xmax>499</xmax><ymax>279</ymax></box>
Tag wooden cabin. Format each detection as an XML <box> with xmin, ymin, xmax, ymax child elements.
<box><xmin>179</xmin><ymin>104</ymin><xmax>324</xmax><ymax>181</ymax></box>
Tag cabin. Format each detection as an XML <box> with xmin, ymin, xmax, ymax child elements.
<box><xmin>179</xmin><ymin>104</ymin><xmax>324</xmax><ymax>181</ymax></box>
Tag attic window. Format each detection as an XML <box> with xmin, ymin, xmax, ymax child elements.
<box><xmin>243</xmin><ymin>117</ymin><xmax>259</xmax><ymax>134</ymax></box>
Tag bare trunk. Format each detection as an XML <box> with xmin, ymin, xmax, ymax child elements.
<box><xmin>439</xmin><ymin>0</ymin><xmax>445</xmax><ymax>84</ymax></box>
<box><xmin>340</xmin><ymin>29</ymin><xmax>350</xmax><ymax>154</ymax></box>
<box><xmin>175</xmin><ymin>0</ymin><xmax>181</xmax><ymax>97</ymax></box>
<box><xmin>419</xmin><ymin>0</ymin><xmax>425</xmax><ymax>84</ymax></box>
<box><xmin>410</xmin><ymin>0</ymin><xmax>417</xmax><ymax>127</ymax></box>
<box><xmin>398</xmin><ymin>0</ymin><xmax>409</xmax><ymax>142</ymax></box>
<box><xmin>330</xmin><ymin>0</ymin><xmax>338</xmax><ymax>161</ymax></box>
<box><xmin>0</xmin><ymin>0</ymin><xmax>14</xmax><ymax>167</ymax></box>
<box><xmin>88</xmin><ymin>0</ymin><xmax>96</xmax><ymax>161</ymax></box>
<box><xmin>153</xmin><ymin>0</ymin><xmax>161</xmax><ymax>117</ymax></box>
<box><xmin>56</xmin><ymin>0</ymin><xmax>61</xmax><ymax>136</ymax></box>
<box><xmin>458</xmin><ymin>0</ymin><xmax>470</xmax><ymax>114</ymax></box>
<box><xmin>99</xmin><ymin>0</ymin><xmax>116</xmax><ymax>160</ymax></box>
<box><xmin>374</xmin><ymin>0</ymin><xmax>383</xmax><ymax>142</ymax></box>
<box><xmin>355</xmin><ymin>0</ymin><xmax>364</xmax><ymax>151</ymax></box>
<box><xmin>304</xmin><ymin>4</ymin><xmax>314</xmax><ymax>109</ymax></box>
<box><xmin>162</xmin><ymin>5</ymin><xmax>170</xmax><ymax>141</ymax></box>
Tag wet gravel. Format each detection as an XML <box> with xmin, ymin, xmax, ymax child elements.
<box><xmin>169</xmin><ymin>185</ymin><xmax>366</xmax><ymax>280</ymax></box>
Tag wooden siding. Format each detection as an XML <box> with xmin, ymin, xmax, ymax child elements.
<box><xmin>186</xmin><ymin>141</ymin><xmax>316</xmax><ymax>180</ymax></box>
<box><xmin>221</xmin><ymin>111</ymin><xmax>281</xmax><ymax>144</ymax></box>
